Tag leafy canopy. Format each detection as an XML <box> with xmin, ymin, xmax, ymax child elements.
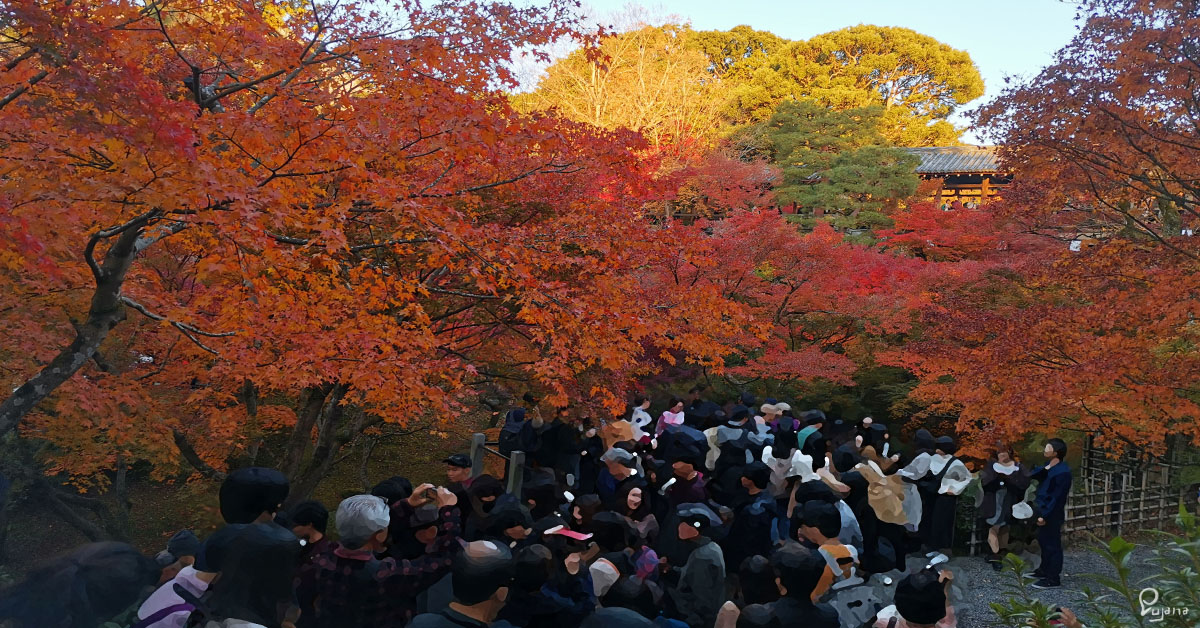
<box><xmin>729</xmin><ymin>25</ymin><xmax>983</xmax><ymax>145</ymax></box>
<box><xmin>764</xmin><ymin>101</ymin><xmax>919</xmax><ymax>229</ymax></box>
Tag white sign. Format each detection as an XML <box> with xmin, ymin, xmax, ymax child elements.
<box><xmin>1140</xmin><ymin>587</ymin><xmax>1191</xmax><ymax>623</ymax></box>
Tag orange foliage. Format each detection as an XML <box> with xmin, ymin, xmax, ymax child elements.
<box><xmin>894</xmin><ymin>240</ymin><xmax>1200</xmax><ymax>455</ymax></box>
<box><xmin>885</xmin><ymin>0</ymin><xmax>1200</xmax><ymax>456</ymax></box>
<box><xmin>647</xmin><ymin>211</ymin><xmax>930</xmax><ymax>386</ymax></box>
<box><xmin>0</xmin><ymin>0</ymin><xmax>743</xmax><ymax>485</ymax></box>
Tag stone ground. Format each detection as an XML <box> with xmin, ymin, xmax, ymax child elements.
<box><xmin>948</xmin><ymin>545</ymin><xmax>1157</xmax><ymax>627</ymax></box>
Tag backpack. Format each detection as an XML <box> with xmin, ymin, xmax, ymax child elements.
<box><xmin>498</xmin><ymin>409</ymin><xmax>529</xmax><ymax>457</ymax></box>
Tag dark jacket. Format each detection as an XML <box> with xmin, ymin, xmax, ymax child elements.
<box><xmin>497</xmin><ymin>575</ymin><xmax>595</xmax><ymax>628</ymax></box>
<box><xmin>722</xmin><ymin>491</ymin><xmax>779</xmax><ymax>568</ymax></box>
<box><xmin>1033</xmin><ymin>461</ymin><xmax>1072</xmax><ymax>523</ymax></box>
<box><xmin>668</xmin><ymin>538</ymin><xmax>725</xmax><ymax>628</ymax></box>
<box><xmin>408</xmin><ymin>608</ymin><xmax>517</xmax><ymax>628</ymax></box>
<box><xmin>979</xmin><ymin>461</ymin><xmax>1030</xmax><ymax>524</ymax></box>
<box><xmin>769</xmin><ymin>596</ymin><xmax>839</xmax><ymax>628</ymax></box>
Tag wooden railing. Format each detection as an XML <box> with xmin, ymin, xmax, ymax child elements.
<box><xmin>961</xmin><ymin>434</ymin><xmax>1193</xmax><ymax>555</ymax></box>
<box><xmin>468</xmin><ymin>432</ymin><xmax>526</xmax><ymax>497</ymax></box>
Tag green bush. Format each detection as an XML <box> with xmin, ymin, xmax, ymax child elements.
<box><xmin>991</xmin><ymin>506</ymin><xmax>1200</xmax><ymax>627</ymax></box>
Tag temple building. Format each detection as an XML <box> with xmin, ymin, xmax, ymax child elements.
<box><xmin>903</xmin><ymin>146</ymin><xmax>1010</xmax><ymax>208</ymax></box>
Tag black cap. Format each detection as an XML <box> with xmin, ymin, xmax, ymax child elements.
<box><xmin>218</xmin><ymin>467</ymin><xmax>290</xmax><ymax>524</ymax></box>
<box><xmin>443</xmin><ymin>453</ymin><xmax>472</xmax><ymax>468</ymax></box>
<box><xmin>488</xmin><ymin>504</ymin><xmax>533</xmax><ymax>533</ymax></box>
<box><xmin>167</xmin><ymin>530</ymin><xmax>201</xmax><ymax>557</ymax></box>
<box><xmin>676</xmin><ymin>502</ymin><xmax>721</xmax><ymax>530</ymax></box>
<box><xmin>894</xmin><ymin>568</ymin><xmax>947</xmax><ymax>624</ymax></box>
<box><xmin>799</xmin><ymin>501</ymin><xmax>841</xmax><ymax>538</ymax></box>
<box><xmin>832</xmin><ymin>444</ymin><xmax>861</xmax><ymax>473</ymax></box>
<box><xmin>793</xmin><ymin>479</ymin><xmax>837</xmax><ymax>504</ymax></box>
<box><xmin>741</xmin><ymin>461</ymin><xmax>771</xmax><ymax>490</ymax></box>
<box><xmin>668</xmin><ymin>443</ymin><xmax>704</xmax><ymax>468</ymax></box>
<box><xmin>934</xmin><ymin>436</ymin><xmax>957</xmax><ymax>455</ymax></box>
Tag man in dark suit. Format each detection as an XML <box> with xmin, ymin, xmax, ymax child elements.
<box><xmin>1031</xmin><ymin>438</ymin><xmax>1072</xmax><ymax>588</ymax></box>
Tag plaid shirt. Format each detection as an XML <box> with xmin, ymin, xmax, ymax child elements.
<box><xmin>295</xmin><ymin>505</ymin><xmax>460</xmax><ymax>628</ymax></box>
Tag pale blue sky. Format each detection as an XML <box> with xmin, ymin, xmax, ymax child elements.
<box><xmin>568</xmin><ymin>0</ymin><xmax>1083</xmax><ymax>143</ymax></box>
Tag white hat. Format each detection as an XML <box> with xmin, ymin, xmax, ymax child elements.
<box><xmin>760</xmin><ymin>403</ymin><xmax>781</xmax><ymax>415</ymax></box>
<box><xmin>776</xmin><ymin>402</ymin><xmax>792</xmax><ymax>412</ymax></box>
<box><xmin>786</xmin><ymin>451</ymin><xmax>820</xmax><ymax>482</ymax></box>
<box><xmin>1012</xmin><ymin>502</ymin><xmax>1034</xmax><ymax>520</ymax></box>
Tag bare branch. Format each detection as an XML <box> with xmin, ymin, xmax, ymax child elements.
<box><xmin>134</xmin><ymin>220</ymin><xmax>189</xmax><ymax>252</ymax></box>
<box><xmin>349</xmin><ymin>237</ymin><xmax>434</xmax><ymax>253</ymax></box>
<box><xmin>0</xmin><ymin>69</ymin><xmax>47</xmax><ymax>110</ymax></box>
<box><xmin>120</xmin><ymin>296</ymin><xmax>232</xmax><ymax>355</ymax></box>
<box><xmin>427</xmin><ymin>286</ymin><xmax>500</xmax><ymax>300</ymax></box>
<box><xmin>172</xmin><ymin>428</ymin><xmax>228</xmax><ymax>481</ymax></box>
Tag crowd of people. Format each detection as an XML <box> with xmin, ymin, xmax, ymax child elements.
<box><xmin>0</xmin><ymin>391</ymin><xmax>1078</xmax><ymax>628</ymax></box>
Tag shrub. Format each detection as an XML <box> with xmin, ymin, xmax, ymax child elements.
<box><xmin>991</xmin><ymin>506</ymin><xmax>1200</xmax><ymax>627</ymax></box>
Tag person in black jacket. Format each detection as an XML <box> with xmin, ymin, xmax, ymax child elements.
<box><xmin>1031</xmin><ymin>438</ymin><xmax>1072</xmax><ymax>589</ymax></box>
<box><xmin>978</xmin><ymin>444</ymin><xmax>1030</xmax><ymax>570</ymax></box>
<box><xmin>767</xmin><ymin>544</ymin><xmax>839</xmax><ymax>628</ymax></box>
<box><xmin>722</xmin><ymin>462</ymin><xmax>780</xmax><ymax>570</ymax></box>
<box><xmin>798</xmin><ymin>411</ymin><xmax>828</xmax><ymax>471</ymax></box>
<box><xmin>408</xmin><ymin>540</ymin><xmax>517</xmax><ymax>628</ymax></box>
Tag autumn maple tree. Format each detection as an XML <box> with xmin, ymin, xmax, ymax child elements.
<box><xmin>645</xmin><ymin>210</ymin><xmax>930</xmax><ymax>396</ymax></box>
<box><xmin>895</xmin><ymin>0</ymin><xmax>1200</xmax><ymax>455</ymax></box>
<box><xmin>0</xmin><ymin>0</ymin><xmax>754</xmax><ymax>536</ymax></box>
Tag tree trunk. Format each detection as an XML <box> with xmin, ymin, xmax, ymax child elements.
<box><xmin>109</xmin><ymin>455</ymin><xmax>134</xmax><ymax>541</ymax></box>
<box><xmin>285</xmin><ymin>384</ymin><xmax>349</xmax><ymax>506</ymax></box>
<box><xmin>283</xmin><ymin>384</ymin><xmax>335</xmax><ymax>479</ymax></box>
<box><xmin>241</xmin><ymin>379</ymin><xmax>264</xmax><ymax>464</ymax></box>
<box><xmin>358</xmin><ymin>436</ymin><xmax>379</xmax><ymax>492</ymax></box>
<box><xmin>172</xmin><ymin>429</ymin><xmax>228</xmax><ymax>481</ymax></box>
<box><xmin>0</xmin><ymin>217</ymin><xmax>151</xmax><ymax>439</ymax></box>
<box><xmin>38</xmin><ymin>481</ymin><xmax>108</xmax><ymax>542</ymax></box>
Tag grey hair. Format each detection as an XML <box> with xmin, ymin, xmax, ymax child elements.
<box><xmin>335</xmin><ymin>494</ymin><xmax>390</xmax><ymax>549</ymax></box>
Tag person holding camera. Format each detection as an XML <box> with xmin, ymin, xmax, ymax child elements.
<box><xmin>295</xmin><ymin>486</ymin><xmax>460</xmax><ymax>627</ymax></box>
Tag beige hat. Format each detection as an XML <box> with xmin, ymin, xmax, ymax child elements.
<box><xmin>760</xmin><ymin>403</ymin><xmax>781</xmax><ymax>415</ymax></box>
<box><xmin>776</xmin><ymin>402</ymin><xmax>792</xmax><ymax>412</ymax></box>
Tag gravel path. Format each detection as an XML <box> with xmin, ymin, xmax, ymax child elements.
<box><xmin>948</xmin><ymin>545</ymin><xmax>1157</xmax><ymax>627</ymax></box>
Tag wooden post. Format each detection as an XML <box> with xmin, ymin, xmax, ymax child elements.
<box><xmin>1103</xmin><ymin>473</ymin><xmax>1112</xmax><ymax>536</ymax></box>
<box><xmin>1115</xmin><ymin>469</ymin><xmax>1126</xmax><ymax>536</ymax></box>
<box><xmin>470</xmin><ymin>432</ymin><xmax>486</xmax><ymax>479</ymax></box>
<box><xmin>981</xmin><ymin>176</ymin><xmax>992</xmax><ymax>202</ymax></box>
<box><xmin>1159</xmin><ymin>465</ymin><xmax>1168</xmax><ymax>527</ymax></box>
<box><xmin>1139</xmin><ymin>469</ymin><xmax>1149</xmax><ymax>529</ymax></box>
<box><xmin>507</xmin><ymin>451</ymin><xmax>525</xmax><ymax>497</ymax></box>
